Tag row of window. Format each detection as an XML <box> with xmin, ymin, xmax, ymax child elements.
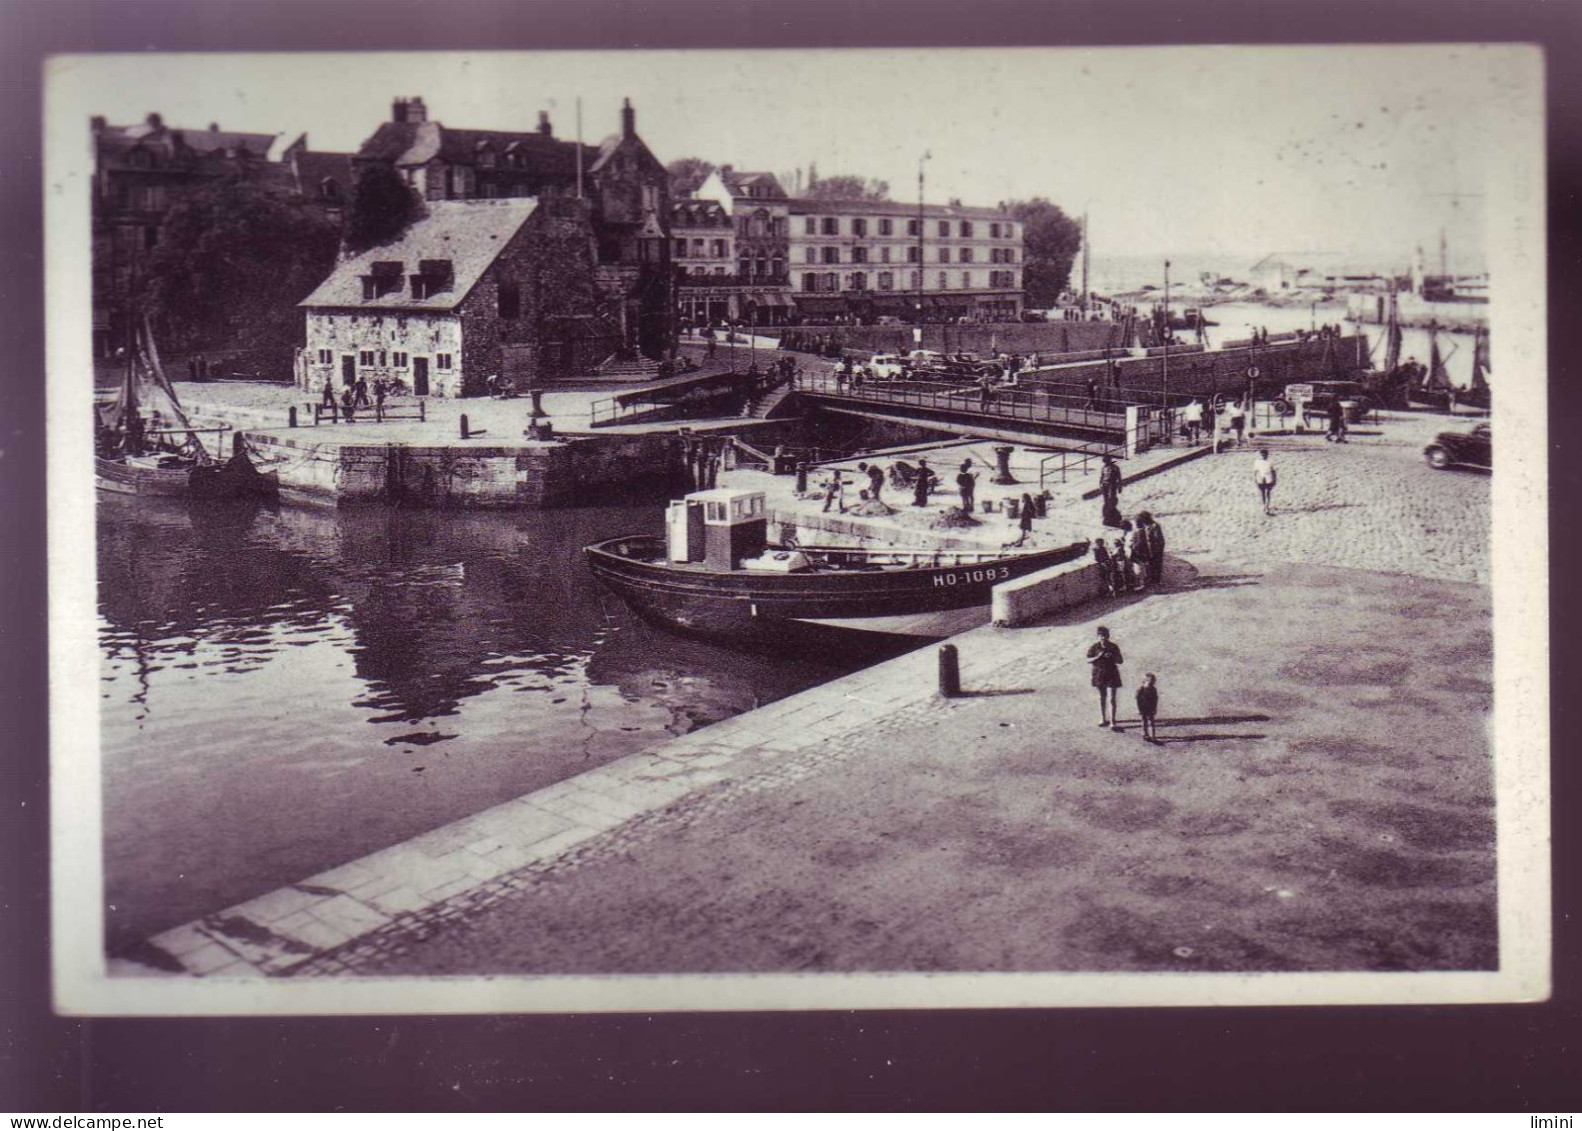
<box><xmin>317</xmin><ymin>349</ymin><xmax>453</xmax><ymax>370</ymax></box>
<box><xmin>674</xmin><ymin>238</ymin><xmax>730</xmax><ymax>258</ymax></box>
<box><xmin>799</xmin><ymin>270</ymin><xmax>1017</xmax><ymax>293</ymax></box>
<box><xmin>800</xmin><ymin>216</ymin><xmax>1017</xmax><ymax>239</ymax></box>
<box><xmin>800</xmin><ymin>245</ymin><xmax>1018</xmax><ymax>266</ymax></box>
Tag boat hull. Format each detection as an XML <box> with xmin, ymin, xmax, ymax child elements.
<box><xmin>585</xmin><ymin>536</ymin><xmax>1090</xmax><ymax>645</ymax></box>
<box><xmin>94</xmin><ymin>456</ymin><xmax>190</xmax><ymax>497</ymax></box>
<box><xmin>96</xmin><ymin>452</ymin><xmax>280</xmax><ymax>501</ymax></box>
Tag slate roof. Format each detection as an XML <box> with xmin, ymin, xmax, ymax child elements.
<box><xmin>288</xmin><ymin>148</ymin><xmax>356</xmax><ymax>199</ymax></box>
<box><xmin>355</xmin><ymin>120</ymin><xmax>596</xmax><ymax>181</ymax></box>
<box><xmin>788</xmin><ymin>197</ymin><xmax>1014</xmax><ymax>222</ymax></box>
<box><xmin>671</xmin><ymin>199</ymin><xmax>731</xmax><ymax>228</ymax></box>
<box><xmin>99</xmin><ymin>122</ymin><xmax>278</xmax><ymax>159</ymax></box>
<box><xmin>299</xmin><ymin>199</ymin><xmax>539</xmax><ymax>312</ymax></box>
<box><xmin>719</xmin><ymin>170</ymin><xmax>787</xmax><ymax>199</ymax></box>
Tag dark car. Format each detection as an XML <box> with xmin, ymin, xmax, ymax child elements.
<box><xmin>1424</xmin><ymin>422</ymin><xmax>1491</xmax><ymax>470</ymax></box>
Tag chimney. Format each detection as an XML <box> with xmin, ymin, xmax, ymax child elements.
<box><xmin>407</xmin><ymin>96</ymin><xmax>427</xmax><ymax>123</ymax></box>
<box><xmin>538</xmin><ymin>110</ymin><xmax>552</xmax><ymax>137</ymax></box>
<box><xmin>620</xmin><ymin>97</ymin><xmax>635</xmax><ymax>139</ymax></box>
<box><xmin>146</xmin><ymin>112</ymin><xmax>163</xmax><ymax>129</ymax></box>
<box><xmin>392</xmin><ymin>98</ymin><xmax>407</xmax><ymax>122</ymax></box>
<box><xmin>89</xmin><ymin>115</ymin><xmax>106</xmax><ymax>133</ymax></box>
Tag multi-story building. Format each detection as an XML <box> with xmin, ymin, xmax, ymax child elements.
<box><xmin>786</xmin><ymin>199</ymin><xmax>1023</xmax><ymax>323</ymax></box>
<box><xmin>352</xmin><ymin>96</ymin><xmax>675</xmax><ymax>360</ymax></box>
<box><xmin>691</xmin><ymin>167</ymin><xmax>794</xmax><ymax>325</ymax></box>
<box><xmin>670</xmin><ymin>198</ymin><xmax>736</xmax><ymax>326</ymax></box>
<box><xmin>297</xmin><ymin>198</ymin><xmax>614</xmax><ymax>399</ymax></box>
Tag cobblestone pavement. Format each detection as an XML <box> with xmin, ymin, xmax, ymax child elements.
<box><xmin>1083</xmin><ymin>413</ymin><xmax>1490</xmax><ymax>585</ymax></box>
<box><xmin>126</xmin><ymin>408</ymin><xmax>1496</xmax><ymax>981</ymax></box>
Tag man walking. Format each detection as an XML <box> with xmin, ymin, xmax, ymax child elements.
<box><xmin>1183</xmin><ymin>398</ymin><xmax>1204</xmax><ymax>443</ymax></box>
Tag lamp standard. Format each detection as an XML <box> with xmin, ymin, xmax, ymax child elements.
<box><xmin>915</xmin><ymin>151</ymin><xmax>931</xmax><ymax>353</ymax></box>
<box><xmin>1162</xmin><ymin>258</ymin><xmax>1171</xmax><ymax>442</ymax></box>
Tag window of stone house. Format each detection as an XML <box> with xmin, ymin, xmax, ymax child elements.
<box><xmin>907</xmin><ymin>219</ymin><xmax>919</xmax><ymax>236</ymax></box>
<box><xmin>938</xmin><ymin>247</ymin><xmax>950</xmax><ymax>263</ymax></box>
<box><xmin>880</xmin><ymin>218</ymin><xmax>893</xmax><ymax>236</ymax></box>
<box><xmin>961</xmin><ymin>221</ymin><xmax>973</xmax><ymax>237</ymax></box>
<box><xmin>938</xmin><ymin>272</ymin><xmax>949</xmax><ymax>290</ymax></box>
<box><xmin>804</xmin><ymin>247</ymin><xmax>817</xmax><ymax>263</ymax></box>
<box><xmin>960</xmin><ymin>247</ymin><xmax>973</xmax><ymax>263</ymax></box>
<box><xmin>938</xmin><ymin>221</ymin><xmax>949</xmax><ymax>237</ymax></box>
<box><xmin>498</xmin><ymin>280</ymin><xmax>521</xmax><ymax>319</ymax></box>
<box><xmin>823</xmin><ymin>272</ymin><xmax>837</xmax><ymax>293</ymax></box>
<box><xmin>693</xmin><ymin>238</ymin><xmax>705</xmax><ymax>254</ymax></box>
<box><xmin>850</xmin><ymin>272</ymin><xmax>866</xmax><ymax>291</ymax></box>
<box><xmin>712</xmin><ymin>239</ymin><xmax>726</xmax><ymax>257</ymax></box>
<box><xmin>803</xmin><ymin>273</ymin><xmax>817</xmax><ymax>292</ymax></box>
<box><xmin>878</xmin><ymin>272</ymin><xmax>893</xmax><ymax>290</ymax></box>
<box><xmin>674</xmin><ymin>239</ymin><xmax>687</xmax><ymax>257</ymax></box>
<box><xmin>990</xmin><ymin>222</ymin><xmax>1000</xmax><ymax>238</ymax></box>
<box><xmin>359</xmin><ymin>350</ymin><xmax>375</xmax><ymax>366</ymax></box>
<box><xmin>804</xmin><ymin>217</ymin><xmax>816</xmax><ymax>235</ymax></box>
<box><xmin>962</xmin><ymin>272</ymin><xmax>972</xmax><ymax>289</ymax></box>
<box><xmin>822</xmin><ymin>217</ymin><xmax>838</xmax><ymax>235</ymax></box>
<box><xmin>907</xmin><ymin>246</ymin><xmax>920</xmax><ymax>263</ymax></box>
<box><xmin>437</xmin><ymin>353</ymin><xmax>453</xmax><ymax>370</ymax></box>
<box><xmin>880</xmin><ymin>247</ymin><xmax>891</xmax><ymax>263</ymax></box>
<box><xmin>853</xmin><ymin>218</ymin><xmax>867</xmax><ymax>237</ymax></box>
<box><xmin>392</xmin><ymin>352</ymin><xmax>408</xmax><ymax>367</ymax></box>
<box><xmin>771</xmin><ymin>255</ymin><xmax>783</xmax><ymax>278</ymax></box>
<box><xmin>1005</xmin><ymin>248</ymin><xmax>1016</xmax><ymax>262</ymax></box>
<box><xmin>318</xmin><ymin>349</ymin><xmax>332</xmax><ymax>364</ymax></box>
<box><xmin>822</xmin><ymin>247</ymin><xmax>840</xmax><ymax>264</ymax></box>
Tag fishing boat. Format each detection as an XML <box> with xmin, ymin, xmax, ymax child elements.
<box><xmin>95</xmin><ymin>318</ymin><xmax>279</xmax><ymax>501</ymax></box>
<box><xmin>586</xmin><ymin>488</ymin><xmax>1090</xmax><ymax>647</ymax></box>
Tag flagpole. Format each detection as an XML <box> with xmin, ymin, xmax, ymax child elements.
<box><xmin>575</xmin><ymin>98</ymin><xmax>584</xmax><ymax>199</ymax></box>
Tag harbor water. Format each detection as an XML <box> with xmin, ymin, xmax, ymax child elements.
<box><xmin>98</xmin><ymin>495</ymin><xmax>865</xmax><ymax>952</ymax></box>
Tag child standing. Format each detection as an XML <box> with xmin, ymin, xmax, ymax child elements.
<box><xmin>1136</xmin><ymin>672</ymin><xmax>1160</xmax><ymax>743</ymax></box>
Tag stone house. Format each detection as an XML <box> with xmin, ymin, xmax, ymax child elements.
<box><xmin>296</xmin><ymin>198</ymin><xmax>617</xmax><ymax>398</ymax></box>
<box><xmin>693</xmin><ymin>167</ymin><xmax>794</xmax><ymax>325</ymax></box>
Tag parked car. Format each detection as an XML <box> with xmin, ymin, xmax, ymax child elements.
<box><xmin>1276</xmin><ymin>380</ymin><xmax>1372</xmax><ymax>422</ymax></box>
<box><xmin>1424</xmin><ymin>422</ymin><xmax>1491</xmax><ymax>470</ymax></box>
<box><xmin>866</xmin><ymin>353</ymin><xmax>908</xmax><ymax>380</ymax></box>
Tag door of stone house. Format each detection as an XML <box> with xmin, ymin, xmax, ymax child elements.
<box><xmin>412</xmin><ymin>356</ymin><xmax>430</xmax><ymax>396</ymax></box>
<box><xmin>341</xmin><ymin>355</ymin><xmax>355</xmax><ymax>386</ymax></box>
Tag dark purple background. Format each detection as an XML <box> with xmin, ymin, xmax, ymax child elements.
<box><xmin>3</xmin><ymin>0</ymin><xmax>1579</xmax><ymax>1112</ymax></box>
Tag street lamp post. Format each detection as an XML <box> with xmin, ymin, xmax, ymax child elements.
<box><xmin>1162</xmin><ymin>258</ymin><xmax>1171</xmax><ymax>444</ymax></box>
<box><xmin>916</xmin><ymin>151</ymin><xmax>931</xmax><ymax>354</ymax></box>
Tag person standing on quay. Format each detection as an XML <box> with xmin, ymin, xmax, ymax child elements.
<box><xmin>1253</xmin><ymin>447</ymin><xmax>1277</xmax><ymax>515</ymax></box>
<box><xmin>1008</xmin><ymin>493</ymin><xmax>1037</xmax><ymax>548</ymax></box>
<box><xmin>1088</xmin><ymin>626</ymin><xmax>1125</xmax><ymax>728</ymax></box>
<box><xmin>956</xmin><ymin>461</ymin><xmax>978</xmax><ymax>514</ymax></box>
<box><xmin>1099</xmin><ymin>454</ymin><xmax>1123</xmax><ymax>527</ymax></box>
<box><xmin>1135</xmin><ymin>673</ymin><xmax>1160</xmax><ymax>744</ymax></box>
<box><xmin>1183</xmin><ymin>398</ymin><xmax>1204</xmax><ymax>443</ymax></box>
<box><xmin>1139</xmin><ymin>511</ymin><xmax>1166</xmax><ymax>585</ymax></box>
<box><xmin>321</xmin><ymin>378</ymin><xmax>336</xmax><ymax>409</ymax></box>
<box><xmin>912</xmin><ymin>459</ymin><xmax>932</xmax><ymax>508</ymax></box>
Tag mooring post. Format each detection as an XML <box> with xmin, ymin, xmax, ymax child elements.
<box><xmin>795</xmin><ymin>462</ymin><xmax>809</xmax><ymax>494</ymax></box>
<box><xmin>288</xmin><ymin>406</ymin><xmax>298</xmax><ymax>429</ymax></box>
<box><xmin>938</xmin><ymin>644</ymin><xmax>961</xmax><ymax>698</ymax></box>
<box><xmin>460</xmin><ymin>414</ymin><xmax>470</xmax><ymax>440</ymax></box>
<box><xmin>992</xmin><ymin>443</ymin><xmax>1017</xmax><ymax>484</ymax></box>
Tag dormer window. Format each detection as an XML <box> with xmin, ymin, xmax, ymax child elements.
<box><xmin>477</xmin><ymin>142</ymin><xmax>497</xmax><ymax>169</ymax></box>
<box><xmin>409</xmin><ymin>258</ymin><xmax>453</xmax><ymax>300</ymax></box>
<box><xmin>360</xmin><ymin>260</ymin><xmax>404</xmax><ymax>300</ymax></box>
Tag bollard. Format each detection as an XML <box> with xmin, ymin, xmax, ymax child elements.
<box><xmin>795</xmin><ymin>462</ymin><xmax>809</xmax><ymax>494</ymax></box>
<box><xmin>1007</xmin><ymin>496</ymin><xmax>1020</xmax><ymax>518</ymax></box>
<box><xmin>288</xmin><ymin>406</ymin><xmax>298</xmax><ymax>429</ymax></box>
<box><xmin>1035</xmin><ymin>493</ymin><xmax>1049</xmax><ymax>518</ymax></box>
<box><xmin>460</xmin><ymin>413</ymin><xmax>470</xmax><ymax>440</ymax></box>
<box><xmin>938</xmin><ymin>644</ymin><xmax>961</xmax><ymax>698</ymax></box>
<box><xmin>992</xmin><ymin>443</ymin><xmax>1017</xmax><ymax>484</ymax></box>
<box><xmin>981</xmin><ymin>498</ymin><xmax>994</xmax><ymax>514</ymax></box>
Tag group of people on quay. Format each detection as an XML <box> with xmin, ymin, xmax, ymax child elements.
<box><xmin>1090</xmin><ymin>513</ymin><xmax>1167</xmax><ymax>597</ymax></box>
<box><xmin>319</xmin><ymin>375</ymin><xmax>393</xmax><ymax>422</ymax></box>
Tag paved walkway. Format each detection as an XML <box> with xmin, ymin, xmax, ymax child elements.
<box><xmin>119</xmin><ymin>408</ymin><xmax>1495</xmax><ymax>978</ymax></box>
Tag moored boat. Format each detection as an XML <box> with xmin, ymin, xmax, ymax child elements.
<box><xmin>585</xmin><ymin>488</ymin><xmax>1090</xmax><ymax>646</ymax></box>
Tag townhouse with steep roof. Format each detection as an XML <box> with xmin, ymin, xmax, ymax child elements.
<box><xmin>296</xmin><ymin>198</ymin><xmax>617</xmax><ymax>399</ymax></box>
<box><xmin>351</xmin><ymin>97</ymin><xmax>675</xmax><ymax>360</ymax></box>
<box><xmin>691</xmin><ymin>167</ymin><xmax>794</xmax><ymax>325</ymax></box>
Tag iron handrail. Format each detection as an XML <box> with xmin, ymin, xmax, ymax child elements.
<box><xmin>792</xmin><ymin>372</ymin><xmax>1127</xmax><ymax>433</ymax></box>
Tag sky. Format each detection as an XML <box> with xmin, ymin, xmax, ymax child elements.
<box><xmin>49</xmin><ymin>44</ymin><xmax>1537</xmax><ymax>270</ymax></box>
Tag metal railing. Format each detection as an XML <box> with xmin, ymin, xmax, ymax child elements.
<box><xmin>311</xmin><ymin>399</ymin><xmax>426</xmax><ymax>425</ymax></box>
<box><xmin>1038</xmin><ymin>439</ymin><xmax>1125</xmax><ymax>492</ymax></box>
<box><xmin>792</xmin><ymin>372</ymin><xmax>1128</xmax><ymax>434</ymax></box>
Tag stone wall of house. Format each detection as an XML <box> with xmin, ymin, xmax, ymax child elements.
<box><xmin>298</xmin><ymin>310</ymin><xmax>465</xmax><ymax>398</ymax></box>
<box><xmin>455</xmin><ymin>197</ymin><xmax>620</xmax><ymax>394</ymax></box>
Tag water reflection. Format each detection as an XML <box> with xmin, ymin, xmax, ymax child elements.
<box><xmin>98</xmin><ymin>495</ymin><xmax>863</xmax><ymax>951</ymax></box>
